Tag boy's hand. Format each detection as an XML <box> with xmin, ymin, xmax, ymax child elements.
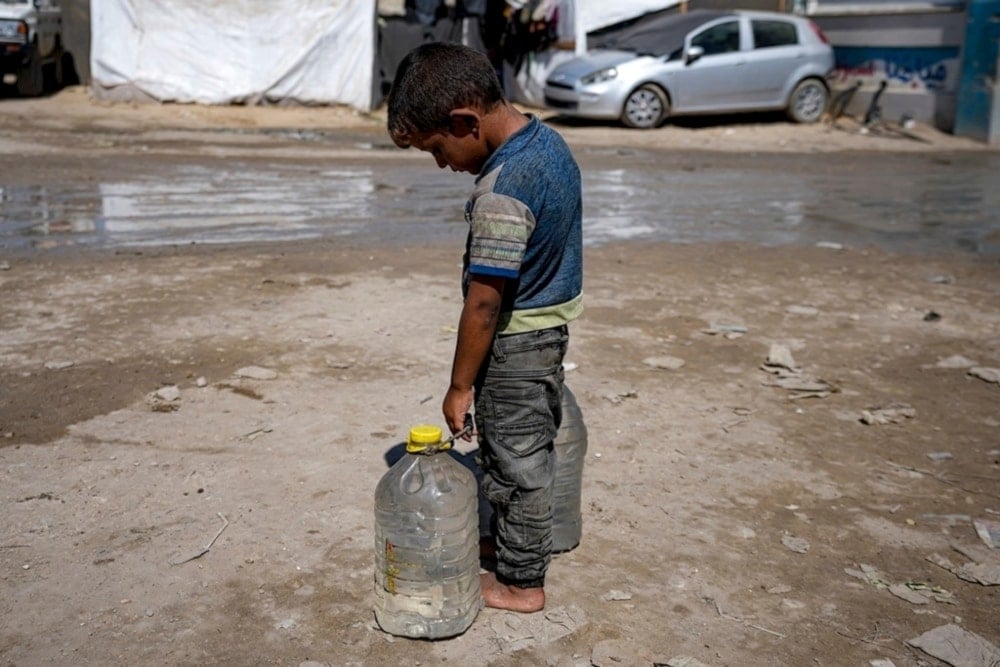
<box><xmin>444</xmin><ymin>387</ymin><xmax>474</xmax><ymax>441</ymax></box>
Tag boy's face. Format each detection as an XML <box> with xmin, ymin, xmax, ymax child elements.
<box><xmin>400</xmin><ymin>110</ymin><xmax>489</xmax><ymax>175</ymax></box>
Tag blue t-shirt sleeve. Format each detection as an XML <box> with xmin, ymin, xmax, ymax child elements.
<box><xmin>467</xmin><ymin>190</ymin><xmax>536</xmax><ymax>279</ymax></box>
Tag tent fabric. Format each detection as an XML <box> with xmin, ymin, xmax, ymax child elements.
<box><xmin>90</xmin><ymin>0</ymin><xmax>376</xmax><ymax>110</ymax></box>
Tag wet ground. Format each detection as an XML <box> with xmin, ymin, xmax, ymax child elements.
<box><xmin>2</xmin><ymin>137</ymin><xmax>999</xmax><ymax>256</ymax></box>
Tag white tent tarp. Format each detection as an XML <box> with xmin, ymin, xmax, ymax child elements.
<box><xmin>90</xmin><ymin>0</ymin><xmax>375</xmax><ymax>109</ymax></box>
<box><xmin>89</xmin><ymin>0</ymin><xmax>675</xmax><ymax>110</ymax></box>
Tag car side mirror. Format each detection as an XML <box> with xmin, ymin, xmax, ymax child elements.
<box><xmin>685</xmin><ymin>46</ymin><xmax>705</xmax><ymax>65</ymax></box>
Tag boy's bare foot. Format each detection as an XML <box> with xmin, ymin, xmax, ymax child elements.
<box><xmin>480</xmin><ymin>572</ymin><xmax>545</xmax><ymax>612</ymax></box>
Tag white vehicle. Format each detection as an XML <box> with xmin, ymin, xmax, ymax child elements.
<box><xmin>0</xmin><ymin>0</ymin><xmax>63</xmax><ymax>96</ymax></box>
<box><xmin>544</xmin><ymin>10</ymin><xmax>834</xmax><ymax>129</ymax></box>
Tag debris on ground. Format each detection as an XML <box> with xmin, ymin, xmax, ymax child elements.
<box><xmin>860</xmin><ymin>403</ymin><xmax>915</xmax><ymax>425</ymax></box>
<box><xmin>906</xmin><ymin>623</ymin><xmax>1000</xmax><ymax>666</ymax></box>
<box><xmin>844</xmin><ymin>563</ymin><xmax>956</xmax><ymax>604</ymax></box>
<box><xmin>761</xmin><ymin>344</ymin><xmax>835</xmax><ymax>399</ymax></box>
<box><xmin>968</xmin><ymin>366</ymin><xmax>1000</xmax><ymax>385</ymax></box>
<box><xmin>603</xmin><ymin>390</ymin><xmax>638</xmax><ymax>405</ymax></box>
<box><xmin>781</xmin><ymin>534</ymin><xmax>810</xmax><ymax>554</ymax></box>
<box><xmin>661</xmin><ymin>657</ymin><xmax>711</xmax><ymax>667</ymax></box>
<box><xmin>973</xmin><ymin>519</ymin><xmax>1000</xmax><ymax>549</ymax></box>
<box><xmin>926</xmin><ymin>544</ymin><xmax>1000</xmax><ymax>586</ymax></box>
<box><xmin>925</xmin><ymin>355</ymin><xmax>978</xmax><ymax>369</ymax></box>
<box><xmin>168</xmin><ymin>512</ymin><xmax>229</xmax><ymax>566</ymax></box>
<box><xmin>600</xmin><ymin>589</ymin><xmax>633</xmax><ymax>602</ymax></box>
<box><xmin>234</xmin><ymin>365</ymin><xmax>279</xmax><ymax>380</ymax></box>
<box><xmin>145</xmin><ymin>384</ymin><xmax>181</xmax><ymax>412</ymax></box>
<box><xmin>490</xmin><ymin>606</ymin><xmax>586</xmax><ymax>653</ymax></box>
<box><xmin>702</xmin><ymin>322</ymin><xmax>748</xmax><ymax>338</ymax></box>
<box><xmin>644</xmin><ymin>356</ymin><xmax>685</xmax><ymax>370</ymax></box>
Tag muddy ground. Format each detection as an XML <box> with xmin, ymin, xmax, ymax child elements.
<box><xmin>1</xmin><ymin>88</ymin><xmax>999</xmax><ymax>667</ymax></box>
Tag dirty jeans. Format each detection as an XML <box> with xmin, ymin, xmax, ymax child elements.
<box><xmin>474</xmin><ymin>325</ymin><xmax>568</xmax><ymax>589</ymax></box>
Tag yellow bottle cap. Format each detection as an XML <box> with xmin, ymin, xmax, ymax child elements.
<box><xmin>407</xmin><ymin>424</ymin><xmax>443</xmax><ymax>454</ymax></box>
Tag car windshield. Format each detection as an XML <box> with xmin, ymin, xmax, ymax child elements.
<box><xmin>589</xmin><ymin>9</ymin><xmax>732</xmax><ymax>58</ymax></box>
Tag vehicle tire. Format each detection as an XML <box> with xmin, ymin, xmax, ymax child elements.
<box><xmin>621</xmin><ymin>84</ymin><xmax>669</xmax><ymax>129</ymax></box>
<box><xmin>786</xmin><ymin>78</ymin><xmax>828</xmax><ymax>124</ymax></box>
<box><xmin>16</xmin><ymin>48</ymin><xmax>44</xmax><ymax>97</ymax></box>
<box><xmin>46</xmin><ymin>43</ymin><xmax>65</xmax><ymax>92</ymax></box>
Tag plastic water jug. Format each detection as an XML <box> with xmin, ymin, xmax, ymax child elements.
<box><xmin>552</xmin><ymin>385</ymin><xmax>587</xmax><ymax>552</ymax></box>
<box><xmin>373</xmin><ymin>425</ymin><xmax>481</xmax><ymax>639</ymax></box>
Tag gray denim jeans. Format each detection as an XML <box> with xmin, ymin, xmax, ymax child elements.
<box><xmin>474</xmin><ymin>325</ymin><xmax>568</xmax><ymax>588</ymax></box>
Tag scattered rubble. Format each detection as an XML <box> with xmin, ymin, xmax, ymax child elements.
<box><xmin>860</xmin><ymin>403</ymin><xmax>915</xmax><ymax>425</ymax></box>
<box><xmin>906</xmin><ymin>624</ymin><xmax>1000</xmax><ymax>667</ymax></box>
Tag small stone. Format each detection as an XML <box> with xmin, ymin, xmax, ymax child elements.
<box><xmin>195</xmin><ymin>376</ymin><xmax>208</xmax><ymax>387</ymax></box>
<box><xmin>154</xmin><ymin>385</ymin><xmax>181</xmax><ymax>401</ymax></box>
<box><xmin>786</xmin><ymin>304</ymin><xmax>819</xmax><ymax>316</ymax></box>
<box><xmin>781</xmin><ymin>535</ymin><xmax>810</xmax><ymax>554</ymax></box>
<box><xmin>643</xmin><ymin>356</ymin><xmax>685</xmax><ymax>370</ymax></box>
<box><xmin>600</xmin><ymin>589</ymin><xmax>632</xmax><ymax>601</ymax></box>
<box><xmin>665</xmin><ymin>657</ymin><xmax>711</xmax><ymax>667</ymax></box>
<box><xmin>235</xmin><ymin>366</ymin><xmax>278</xmax><ymax>380</ymax></box>
<box><xmin>861</xmin><ymin>403</ymin><xmax>915</xmax><ymax>425</ymax></box>
<box><xmin>934</xmin><ymin>355</ymin><xmax>977</xmax><ymax>369</ymax></box>
<box><xmin>44</xmin><ymin>361</ymin><xmax>75</xmax><ymax>370</ymax></box>
<box><xmin>969</xmin><ymin>366</ymin><xmax>1000</xmax><ymax>384</ymax></box>
<box><xmin>765</xmin><ymin>344</ymin><xmax>797</xmax><ymax>371</ymax></box>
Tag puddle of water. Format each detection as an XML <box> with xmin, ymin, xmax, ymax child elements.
<box><xmin>2</xmin><ymin>151</ymin><xmax>998</xmax><ymax>255</ymax></box>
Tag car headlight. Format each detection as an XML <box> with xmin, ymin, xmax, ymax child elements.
<box><xmin>0</xmin><ymin>20</ymin><xmax>28</xmax><ymax>43</ymax></box>
<box><xmin>581</xmin><ymin>67</ymin><xmax>618</xmax><ymax>86</ymax></box>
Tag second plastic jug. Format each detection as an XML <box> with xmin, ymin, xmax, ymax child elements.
<box><xmin>552</xmin><ymin>385</ymin><xmax>587</xmax><ymax>552</ymax></box>
<box><xmin>373</xmin><ymin>425</ymin><xmax>481</xmax><ymax>639</ymax></box>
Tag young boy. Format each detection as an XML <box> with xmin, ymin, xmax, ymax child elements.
<box><xmin>386</xmin><ymin>42</ymin><xmax>583</xmax><ymax>613</ymax></box>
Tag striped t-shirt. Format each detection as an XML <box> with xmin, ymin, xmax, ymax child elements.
<box><xmin>462</xmin><ymin>116</ymin><xmax>583</xmax><ymax>334</ymax></box>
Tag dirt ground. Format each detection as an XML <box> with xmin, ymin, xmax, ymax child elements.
<box><xmin>1</xmin><ymin>87</ymin><xmax>999</xmax><ymax>667</ymax></box>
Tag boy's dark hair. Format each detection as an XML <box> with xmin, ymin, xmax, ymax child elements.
<box><xmin>387</xmin><ymin>42</ymin><xmax>504</xmax><ymax>145</ymax></box>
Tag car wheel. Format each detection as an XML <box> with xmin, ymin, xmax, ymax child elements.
<box><xmin>16</xmin><ymin>49</ymin><xmax>44</xmax><ymax>97</ymax></box>
<box><xmin>787</xmin><ymin>78</ymin><xmax>828</xmax><ymax>124</ymax></box>
<box><xmin>46</xmin><ymin>44</ymin><xmax>65</xmax><ymax>92</ymax></box>
<box><xmin>621</xmin><ymin>84</ymin><xmax>669</xmax><ymax>129</ymax></box>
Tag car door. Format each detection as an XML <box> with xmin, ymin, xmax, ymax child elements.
<box><xmin>664</xmin><ymin>17</ymin><xmax>747</xmax><ymax>112</ymax></box>
<box><xmin>739</xmin><ymin>18</ymin><xmax>806</xmax><ymax>107</ymax></box>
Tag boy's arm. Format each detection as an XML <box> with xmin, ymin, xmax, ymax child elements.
<box><xmin>444</xmin><ymin>274</ymin><xmax>505</xmax><ymax>439</ymax></box>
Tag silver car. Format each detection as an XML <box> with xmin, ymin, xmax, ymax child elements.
<box><xmin>543</xmin><ymin>9</ymin><xmax>834</xmax><ymax>129</ymax></box>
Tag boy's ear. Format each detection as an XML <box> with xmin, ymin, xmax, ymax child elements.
<box><xmin>449</xmin><ymin>109</ymin><xmax>481</xmax><ymax>137</ymax></box>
